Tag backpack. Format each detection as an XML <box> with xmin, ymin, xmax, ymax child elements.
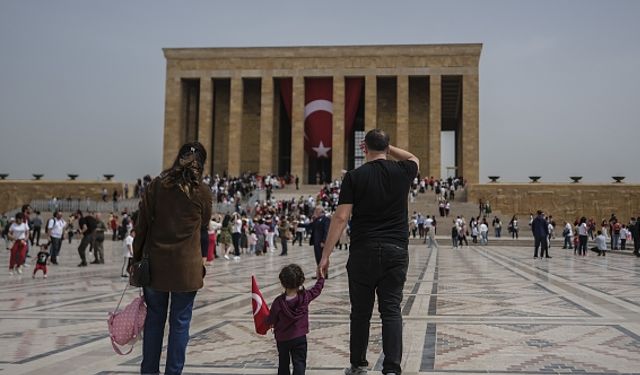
<box><xmin>107</xmin><ymin>285</ymin><xmax>147</xmax><ymax>355</ymax></box>
<box><xmin>44</xmin><ymin>218</ymin><xmax>55</xmax><ymax>234</ymax></box>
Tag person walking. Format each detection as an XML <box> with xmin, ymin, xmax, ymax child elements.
<box><xmin>318</xmin><ymin>129</ymin><xmax>419</xmax><ymax>375</ymax></box>
<box><xmin>133</xmin><ymin>141</ymin><xmax>212</xmax><ymax>375</ymax></box>
<box><xmin>310</xmin><ymin>206</ymin><xmax>330</xmax><ymax>275</ymax></box>
<box><xmin>76</xmin><ymin>211</ymin><xmax>97</xmax><ymax>267</ymax></box>
<box><xmin>577</xmin><ymin>216</ymin><xmax>589</xmax><ymax>256</ymax></box>
<box><xmin>47</xmin><ymin>211</ymin><xmax>66</xmax><ymax>265</ymax></box>
<box><xmin>30</xmin><ymin>211</ymin><xmax>43</xmax><ymax>246</ymax></box>
<box><xmin>265</xmin><ymin>264</ymin><xmax>325</xmax><ymax>375</ymax></box>
<box><xmin>278</xmin><ymin>216</ymin><xmax>291</xmax><ymax>256</ymax></box>
<box><xmin>531</xmin><ymin>210</ymin><xmax>550</xmax><ymax>258</ymax></box>
<box><xmin>91</xmin><ymin>213</ymin><xmax>106</xmax><ymax>264</ymax></box>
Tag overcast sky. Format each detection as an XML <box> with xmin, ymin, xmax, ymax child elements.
<box><xmin>1</xmin><ymin>0</ymin><xmax>639</xmax><ymax>183</ymax></box>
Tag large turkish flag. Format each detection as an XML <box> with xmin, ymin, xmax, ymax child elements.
<box><xmin>304</xmin><ymin>78</ymin><xmax>333</xmax><ymax>159</ymax></box>
<box><xmin>279</xmin><ymin>77</ymin><xmax>363</xmax><ymax>159</ymax></box>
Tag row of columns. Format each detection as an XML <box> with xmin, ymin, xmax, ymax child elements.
<box><xmin>165</xmin><ymin>73</ymin><xmax>479</xmax><ymax>183</ymax></box>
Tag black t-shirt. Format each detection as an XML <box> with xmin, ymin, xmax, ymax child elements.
<box><xmin>79</xmin><ymin>216</ymin><xmax>98</xmax><ymax>234</ymax></box>
<box><xmin>338</xmin><ymin>159</ymin><xmax>418</xmax><ymax>247</ymax></box>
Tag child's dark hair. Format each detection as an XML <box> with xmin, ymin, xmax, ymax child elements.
<box><xmin>279</xmin><ymin>264</ymin><xmax>305</xmax><ymax>290</ymax></box>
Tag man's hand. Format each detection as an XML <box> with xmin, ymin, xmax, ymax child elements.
<box><xmin>318</xmin><ymin>256</ymin><xmax>330</xmax><ymax>278</ymax></box>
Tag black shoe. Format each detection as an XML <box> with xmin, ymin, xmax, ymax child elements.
<box><xmin>77</xmin><ymin>262</ymin><xmax>87</xmax><ymax>267</ymax></box>
<box><xmin>90</xmin><ymin>261</ymin><xmax>100</xmax><ymax>264</ymax></box>
<box><xmin>546</xmin><ymin>256</ymin><xmax>552</xmax><ymax>259</ymax></box>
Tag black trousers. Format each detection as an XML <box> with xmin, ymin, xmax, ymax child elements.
<box><xmin>280</xmin><ymin>237</ymin><xmax>288</xmax><ymax>255</ymax></box>
<box><xmin>578</xmin><ymin>235</ymin><xmax>588</xmax><ymax>255</ymax></box>
<box><xmin>30</xmin><ymin>226</ymin><xmax>41</xmax><ymax>245</ymax></box>
<box><xmin>534</xmin><ymin>236</ymin><xmax>549</xmax><ymax>257</ymax></box>
<box><xmin>277</xmin><ymin>335</ymin><xmax>307</xmax><ymax>375</ymax></box>
<box><xmin>313</xmin><ymin>245</ymin><xmax>322</xmax><ymax>265</ymax></box>
<box><xmin>347</xmin><ymin>242</ymin><xmax>408</xmax><ymax>375</ymax></box>
<box><xmin>77</xmin><ymin>233</ymin><xmax>93</xmax><ymax>264</ymax></box>
<box><xmin>231</xmin><ymin>233</ymin><xmax>241</xmax><ymax>256</ymax></box>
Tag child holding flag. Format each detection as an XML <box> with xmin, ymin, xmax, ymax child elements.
<box><xmin>265</xmin><ymin>264</ymin><xmax>324</xmax><ymax>375</ymax></box>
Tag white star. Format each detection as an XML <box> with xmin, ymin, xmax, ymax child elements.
<box><xmin>312</xmin><ymin>141</ymin><xmax>331</xmax><ymax>158</ymax></box>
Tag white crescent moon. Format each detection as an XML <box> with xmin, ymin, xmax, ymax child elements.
<box><xmin>304</xmin><ymin>99</ymin><xmax>333</xmax><ymax>120</ymax></box>
<box><xmin>251</xmin><ymin>293</ymin><xmax>262</xmax><ymax>316</ymax></box>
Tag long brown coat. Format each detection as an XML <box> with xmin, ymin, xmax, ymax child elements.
<box><xmin>133</xmin><ymin>178</ymin><xmax>212</xmax><ymax>292</ymax></box>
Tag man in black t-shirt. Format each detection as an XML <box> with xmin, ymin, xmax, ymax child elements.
<box><xmin>76</xmin><ymin>211</ymin><xmax>97</xmax><ymax>267</ymax></box>
<box><xmin>319</xmin><ymin>129</ymin><xmax>419</xmax><ymax>375</ymax></box>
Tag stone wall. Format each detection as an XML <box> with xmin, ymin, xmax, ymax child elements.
<box><xmin>467</xmin><ymin>183</ymin><xmax>640</xmax><ymax>224</ymax></box>
<box><xmin>0</xmin><ymin>181</ymin><xmax>125</xmax><ymax>213</ymax></box>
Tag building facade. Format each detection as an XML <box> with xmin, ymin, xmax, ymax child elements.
<box><xmin>162</xmin><ymin>44</ymin><xmax>481</xmax><ymax>183</ymax></box>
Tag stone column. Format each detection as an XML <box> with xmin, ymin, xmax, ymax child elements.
<box><xmin>365</xmin><ymin>75</ymin><xmax>377</xmax><ymax>131</ymax></box>
<box><xmin>163</xmin><ymin>75</ymin><xmax>181</xmax><ymax>169</ymax></box>
<box><xmin>332</xmin><ymin>75</ymin><xmax>345</xmax><ymax>180</ymax></box>
<box><xmin>198</xmin><ymin>78</ymin><xmax>213</xmax><ymax>175</ymax></box>
<box><xmin>396</xmin><ymin>74</ymin><xmax>409</xmax><ymax>150</ymax></box>
<box><xmin>259</xmin><ymin>76</ymin><xmax>274</xmax><ymax>175</ymax></box>
<box><xmin>291</xmin><ymin>76</ymin><xmax>305</xmax><ymax>182</ymax></box>
<box><xmin>429</xmin><ymin>75</ymin><xmax>442</xmax><ymax>179</ymax></box>
<box><xmin>462</xmin><ymin>73</ymin><xmax>479</xmax><ymax>184</ymax></box>
<box><xmin>227</xmin><ymin>76</ymin><xmax>243</xmax><ymax>176</ymax></box>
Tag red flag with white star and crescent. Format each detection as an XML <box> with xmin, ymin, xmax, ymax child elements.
<box><xmin>304</xmin><ymin>78</ymin><xmax>333</xmax><ymax>159</ymax></box>
<box><xmin>251</xmin><ymin>275</ymin><xmax>270</xmax><ymax>335</ymax></box>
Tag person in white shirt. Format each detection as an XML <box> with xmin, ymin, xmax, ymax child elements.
<box><xmin>8</xmin><ymin>213</ymin><xmax>30</xmax><ymax>275</ymax></box>
<box><xmin>424</xmin><ymin>216</ymin><xmax>434</xmax><ymax>245</ymax></box>
<box><xmin>562</xmin><ymin>222</ymin><xmax>573</xmax><ymax>250</ymax></box>
<box><xmin>619</xmin><ymin>225</ymin><xmax>629</xmax><ymax>250</ymax></box>
<box><xmin>47</xmin><ymin>211</ymin><xmax>66</xmax><ymax>265</ymax></box>
<box><xmin>121</xmin><ymin>229</ymin><xmax>135</xmax><ymax>277</ymax></box>
<box><xmin>591</xmin><ymin>230</ymin><xmax>607</xmax><ymax>256</ymax></box>
<box><xmin>479</xmin><ymin>220</ymin><xmax>489</xmax><ymax>245</ymax></box>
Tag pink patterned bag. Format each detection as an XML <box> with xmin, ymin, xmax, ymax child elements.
<box><xmin>108</xmin><ymin>285</ymin><xmax>147</xmax><ymax>355</ymax></box>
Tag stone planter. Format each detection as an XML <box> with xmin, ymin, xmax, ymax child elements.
<box><xmin>33</xmin><ymin>174</ymin><xmax>43</xmax><ymax>180</ymax></box>
<box><xmin>0</xmin><ymin>174</ymin><xmax>8</xmax><ymax>180</ymax></box>
<box><xmin>612</xmin><ymin>176</ymin><xmax>625</xmax><ymax>183</ymax></box>
<box><xmin>68</xmin><ymin>174</ymin><xmax>79</xmax><ymax>181</ymax></box>
<box><xmin>488</xmin><ymin>176</ymin><xmax>500</xmax><ymax>183</ymax></box>
<box><xmin>570</xmin><ymin>176</ymin><xmax>582</xmax><ymax>183</ymax></box>
<box><xmin>528</xmin><ymin>176</ymin><xmax>541</xmax><ymax>183</ymax></box>
<box><xmin>103</xmin><ymin>174</ymin><xmax>114</xmax><ymax>181</ymax></box>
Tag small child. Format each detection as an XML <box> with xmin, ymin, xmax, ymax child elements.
<box><xmin>122</xmin><ymin>229</ymin><xmax>135</xmax><ymax>277</ymax></box>
<box><xmin>33</xmin><ymin>243</ymin><xmax>50</xmax><ymax>279</ymax></box>
<box><xmin>266</xmin><ymin>264</ymin><xmax>324</xmax><ymax>375</ymax></box>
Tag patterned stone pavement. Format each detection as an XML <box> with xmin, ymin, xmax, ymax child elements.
<box><xmin>0</xmin><ymin>239</ymin><xmax>639</xmax><ymax>375</ymax></box>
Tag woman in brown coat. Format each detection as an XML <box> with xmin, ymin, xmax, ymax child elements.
<box><xmin>133</xmin><ymin>141</ymin><xmax>212</xmax><ymax>375</ymax></box>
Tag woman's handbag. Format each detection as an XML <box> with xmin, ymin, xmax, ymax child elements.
<box><xmin>107</xmin><ymin>283</ymin><xmax>147</xmax><ymax>355</ymax></box>
<box><xmin>129</xmin><ymin>251</ymin><xmax>150</xmax><ymax>287</ymax></box>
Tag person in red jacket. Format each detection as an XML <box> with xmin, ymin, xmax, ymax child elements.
<box><xmin>266</xmin><ymin>264</ymin><xmax>324</xmax><ymax>375</ymax></box>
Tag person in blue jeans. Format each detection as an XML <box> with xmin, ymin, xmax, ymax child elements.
<box><xmin>266</xmin><ymin>264</ymin><xmax>324</xmax><ymax>375</ymax></box>
<box><xmin>133</xmin><ymin>142</ymin><xmax>212</xmax><ymax>375</ymax></box>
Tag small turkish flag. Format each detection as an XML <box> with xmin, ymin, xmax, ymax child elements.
<box><xmin>251</xmin><ymin>275</ymin><xmax>270</xmax><ymax>335</ymax></box>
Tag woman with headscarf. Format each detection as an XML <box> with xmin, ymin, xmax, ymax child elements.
<box><xmin>133</xmin><ymin>141</ymin><xmax>212</xmax><ymax>375</ymax></box>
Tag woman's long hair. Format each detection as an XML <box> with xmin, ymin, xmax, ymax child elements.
<box><xmin>221</xmin><ymin>214</ymin><xmax>231</xmax><ymax>228</ymax></box>
<box><xmin>159</xmin><ymin>141</ymin><xmax>207</xmax><ymax>198</ymax></box>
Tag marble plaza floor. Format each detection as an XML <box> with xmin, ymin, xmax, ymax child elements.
<box><xmin>1</xmin><ymin>239</ymin><xmax>639</xmax><ymax>375</ymax></box>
